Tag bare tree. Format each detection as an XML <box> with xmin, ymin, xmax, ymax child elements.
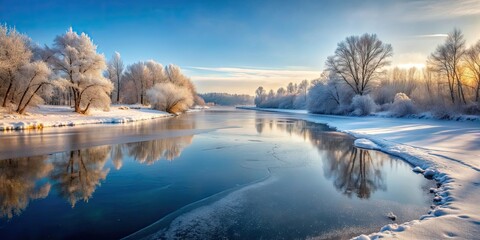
<box><xmin>326</xmin><ymin>33</ymin><xmax>393</xmax><ymax>95</ymax></box>
<box><xmin>107</xmin><ymin>52</ymin><xmax>124</xmax><ymax>103</ymax></box>
<box><xmin>464</xmin><ymin>40</ymin><xmax>480</xmax><ymax>102</ymax></box>
<box><xmin>428</xmin><ymin>28</ymin><xmax>467</xmax><ymax>104</ymax></box>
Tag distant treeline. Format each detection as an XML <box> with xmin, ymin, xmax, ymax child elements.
<box><xmin>199</xmin><ymin>93</ymin><xmax>254</xmax><ymax>106</ymax></box>
<box><xmin>255</xmin><ymin>29</ymin><xmax>480</xmax><ymax>118</ymax></box>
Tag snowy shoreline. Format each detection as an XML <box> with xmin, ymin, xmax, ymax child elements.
<box><xmin>238</xmin><ymin>106</ymin><xmax>480</xmax><ymax>239</ymax></box>
<box><xmin>0</xmin><ymin>105</ymin><xmax>173</xmax><ymax>131</ymax></box>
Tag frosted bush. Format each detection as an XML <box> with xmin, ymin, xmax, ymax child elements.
<box><xmin>350</xmin><ymin>95</ymin><xmax>377</xmax><ymax>116</ymax></box>
<box><xmin>146</xmin><ymin>82</ymin><xmax>193</xmax><ymax>114</ymax></box>
<box><xmin>293</xmin><ymin>95</ymin><xmax>307</xmax><ymax>109</ymax></box>
<box><xmin>307</xmin><ymin>82</ymin><xmax>339</xmax><ymax>114</ymax></box>
<box><xmin>390</xmin><ymin>93</ymin><xmax>417</xmax><ymax>117</ymax></box>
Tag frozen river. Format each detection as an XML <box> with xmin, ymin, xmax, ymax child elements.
<box><xmin>0</xmin><ymin>108</ymin><xmax>434</xmax><ymax>239</ymax></box>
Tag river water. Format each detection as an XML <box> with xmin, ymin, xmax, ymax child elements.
<box><xmin>0</xmin><ymin>108</ymin><xmax>433</xmax><ymax>239</ymax></box>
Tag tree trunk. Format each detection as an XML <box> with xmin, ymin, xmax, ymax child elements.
<box><xmin>455</xmin><ymin>73</ymin><xmax>467</xmax><ymax>104</ymax></box>
<box><xmin>475</xmin><ymin>80</ymin><xmax>480</xmax><ymax>102</ymax></box>
<box><xmin>116</xmin><ymin>76</ymin><xmax>120</xmax><ymax>103</ymax></box>
<box><xmin>18</xmin><ymin>84</ymin><xmax>44</xmax><ymax>114</ymax></box>
<box><xmin>16</xmin><ymin>86</ymin><xmax>30</xmax><ymax>113</ymax></box>
<box><xmin>2</xmin><ymin>81</ymin><xmax>12</xmax><ymax>107</ymax></box>
<box><xmin>448</xmin><ymin>75</ymin><xmax>455</xmax><ymax>104</ymax></box>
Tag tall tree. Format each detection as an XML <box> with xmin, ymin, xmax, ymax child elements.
<box><xmin>326</xmin><ymin>33</ymin><xmax>393</xmax><ymax>95</ymax></box>
<box><xmin>0</xmin><ymin>25</ymin><xmax>32</xmax><ymax>107</ymax></box>
<box><xmin>123</xmin><ymin>62</ymin><xmax>149</xmax><ymax>104</ymax></box>
<box><xmin>287</xmin><ymin>82</ymin><xmax>295</xmax><ymax>94</ymax></box>
<box><xmin>50</xmin><ymin>28</ymin><xmax>113</xmax><ymax>113</ymax></box>
<box><xmin>254</xmin><ymin>86</ymin><xmax>266</xmax><ymax>106</ymax></box>
<box><xmin>428</xmin><ymin>28</ymin><xmax>467</xmax><ymax>104</ymax></box>
<box><xmin>464</xmin><ymin>40</ymin><xmax>480</xmax><ymax>102</ymax></box>
<box><xmin>15</xmin><ymin>61</ymin><xmax>52</xmax><ymax>114</ymax></box>
<box><xmin>298</xmin><ymin>79</ymin><xmax>309</xmax><ymax>100</ymax></box>
<box><xmin>107</xmin><ymin>52</ymin><xmax>124</xmax><ymax>103</ymax></box>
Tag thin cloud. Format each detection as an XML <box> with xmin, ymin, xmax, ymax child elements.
<box><xmin>188</xmin><ymin>66</ymin><xmax>321</xmax><ymax>83</ymax></box>
<box><xmin>361</xmin><ymin>0</ymin><xmax>480</xmax><ymax>22</ymax></box>
<box><xmin>412</xmin><ymin>34</ymin><xmax>448</xmax><ymax>38</ymax></box>
<box><xmin>187</xmin><ymin>66</ymin><xmax>321</xmax><ymax>94</ymax></box>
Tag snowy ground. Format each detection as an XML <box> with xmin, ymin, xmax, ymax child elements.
<box><xmin>0</xmin><ymin>105</ymin><xmax>172</xmax><ymax>131</ymax></box>
<box><xmin>239</xmin><ymin>107</ymin><xmax>480</xmax><ymax>239</ymax></box>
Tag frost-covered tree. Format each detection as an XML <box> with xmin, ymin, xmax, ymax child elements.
<box><xmin>254</xmin><ymin>86</ymin><xmax>266</xmax><ymax>106</ymax></box>
<box><xmin>286</xmin><ymin>82</ymin><xmax>295</xmax><ymax>94</ymax></box>
<box><xmin>50</xmin><ymin>28</ymin><xmax>113</xmax><ymax>114</ymax></box>
<box><xmin>123</xmin><ymin>61</ymin><xmax>171</xmax><ymax>105</ymax></box>
<box><xmin>326</xmin><ymin>33</ymin><xmax>393</xmax><ymax>95</ymax></box>
<box><xmin>0</xmin><ymin>25</ymin><xmax>32</xmax><ymax>107</ymax></box>
<box><xmin>307</xmin><ymin>74</ymin><xmax>352</xmax><ymax>114</ymax></box>
<box><xmin>267</xmin><ymin>89</ymin><xmax>275</xmax><ymax>100</ymax></box>
<box><xmin>123</xmin><ymin>62</ymin><xmax>149</xmax><ymax>104</ymax></box>
<box><xmin>199</xmin><ymin>93</ymin><xmax>253</xmax><ymax>106</ymax></box>
<box><xmin>15</xmin><ymin>61</ymin><xmax>52</xmax><ymax>114</ymax></box>
<box><xmin>298</xmin><ymin>80</ymin><xmax>309</xmax><ymax>96</ymax></box>
<box><xmin>164</xmin><ymin>64</ymin><xmax>197</xmax><ymax>99</ymax></box>
<box><xmin>107</xmin><ymin>52</ymin><xmax>124</xmax><ymax>103</ymax></box>
<box><xmin>146</xmin><ymin>60</ymin><xmax>167</xmax><ymax>85</ymax></box>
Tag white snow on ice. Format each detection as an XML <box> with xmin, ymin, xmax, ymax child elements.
<box><xmin>0</xmin><ymin>105</ymin><xmax>172</xmax><ymax>131</ymax></box>
<box><xmin>354</xmin><ymin>138</ymin><xmax>380</xmax><ymax>150</ymax></box>
<box><xmin>239</xmin><ymin>107</ymin><xmax>480</xmax><ymax>240</ymax></box>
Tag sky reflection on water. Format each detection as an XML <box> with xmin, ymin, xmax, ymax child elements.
<box><xmin>0</xmin><ymin>109</ymin><xmax>433</xmax><ymax>239</ymax></box>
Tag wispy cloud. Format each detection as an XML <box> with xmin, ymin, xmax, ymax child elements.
<box><xmin>187</xmin><ymin>66</ymin><xmax>321</xmax><ymax>94</ymax></box>
<box><xmin>398</xmin><ymin>0</ymin><xmax>480</xmax><ymax>21</ymax></box>
<box><xmin>411</xmin><ymin>34</ymin><xmax>448</xmax><ymax>38</ymax></box>
<box><xmin>188</xmin><ymin>66</ymin><xmax>320</xmax><ymax>82</ymax></box>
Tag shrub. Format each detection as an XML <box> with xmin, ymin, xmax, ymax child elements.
<box><xmin>146</xmin><ymin>82</ymin><xmax>193</xmax><ymax>114</ymax></box>
<box><xmin>390</xmin><ymin>93</ymin><xmax>417</xmax><ymax>117</ymax></box>
<box><xmin>307</xmin><ymin>82</ymin><xmax>339</xmax><ymax>114</ymax></box>
<box><xmin>350</xmin><ymin>94</ymin><xmax>377</xmax><ymax>116</ymax></box>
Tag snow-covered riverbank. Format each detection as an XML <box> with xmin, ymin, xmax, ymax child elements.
<box><xmin>239</xmin><ymin>107</ymin><xmax>480</xmax><ymax>239</ymax></box>
<box><xmin>0</xmin><ymin>105</ymin><xmax>172</xmax><ymax>131</ymax></box>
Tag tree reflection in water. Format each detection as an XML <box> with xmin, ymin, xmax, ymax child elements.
<box><xmin>0</xmin><ymin>156</ymin><xmax>53</xmax><ymax>218</ymax></box>
<box><xmin>50</xmin><ymin>146</ymin><xmax>111</xmax><ymax>207</ymax></box>
<box><xmin>256</xmin><ymin>118</ymin><xmax>386</xmax><ymax>199</ymax></box>
<box><xmin>113</xmin><ymin>116</ymin><xmax>196</xmax><ymax>166</ymax></box>
<box><xmin>125</xmin><ymin>135</ymin><xmax>194</xmax><ymax>165</ymax></box>
<box><xmin>0</xmin><ymin>124</ymin><xmax>195</xmax><ymax>217</ymax></box>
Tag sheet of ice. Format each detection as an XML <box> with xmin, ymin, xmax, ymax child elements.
<box><xmin>239</xmin><ymin>107</ymin><xmax>480</xmax><ymax>240</ymax></box>
<box><xmin>0</xmin><ymin>105</ymin><xmax>172</xmax><ymax>131</ymax></box>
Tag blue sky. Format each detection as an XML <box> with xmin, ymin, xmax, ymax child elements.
<box><xmin>1</xmin><ymin>0</ymin><xmax>479</xmax><ymax>94</ymax></box>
